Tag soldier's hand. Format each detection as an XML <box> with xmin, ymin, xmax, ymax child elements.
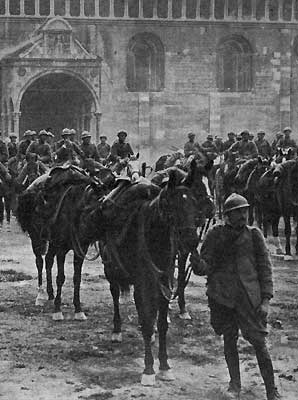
<box><xmin>256</xmin><ymin>299</ymin><xmax>269</xmax><ymax>322</ymax></box>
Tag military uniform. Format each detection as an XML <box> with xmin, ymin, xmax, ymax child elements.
<box><xmin>276</xmin><ymin>137</ymin><xmax>297</xmax><ymax>149</ymax></box>
<box><xmin>229</xmin><ymin>140</ymin><xmax>258</xmax><ymax>159</ymax></box>
<box><xmin>26</xmin><ymin>141</ymin><xmax>52</xmax><ymax>165</ymax></box>
<box><xmin>110</xmin><ymin>140</ymin><xmax>134</xmax><ymax>160</ymax></box>
<box><xmin>80</xmin><ymin>142</ymin><xmax>99</xmax><ymax>161</ymax></box>
<box><xmin>18</xmin><ymin>139</ymin><xmax>32</xmax><ymax>158</ymax></box>
<box><xmin>0</xmin><ymin>140</ymin><xmax>8</xmax><ymax>164</ymax></box>
<box><xmin>201</xmin><ymin>139</ymin><xmax>218</xmax><ymax>160</ymax></box>
<box><xmin>97</xmin><ymin>143</ymin><xmax>111</xmax><ymax>160</ymax></box>
<box><xmin>55</xmin><ymin>140</ymin><xmax>84</xmax><ymax>164</ymax></box>
<box><xmin>255</xmin><ymin>139</ymin><xmax>272</xmax><ymax>158</ymax></box>
<box><xmin>184</xmin><ymin>141</ymin><xmax>201</xmax><ymax>158</ymax></box>
<box><xmin>223</xmin><ymin>139</ymin><xmax>236</xmax><ymax>151</ymax></box>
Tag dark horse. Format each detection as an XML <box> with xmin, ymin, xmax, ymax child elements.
<box><xmin>0</xmin><ymin>162</ymin><xmax>12</xmax><ymax>227</ymax></box>
<box><xmin>101</xmin><ymin>165</ymin><xmax>200</xmax><ymax>385</ymax></box>
<box><xmin>16</xmin><ymin>165</ymin><xmax>115</xmax><ymax>317</ymax></box>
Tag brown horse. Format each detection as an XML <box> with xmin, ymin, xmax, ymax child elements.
<box><xmin>16</xmin><ymin>165</ymin><xmax>115</xmax><ymax>317</ymax></box>
<box><xmin>101</xmin><ymin>165</ymin><xmax>200</xmax><ymax>385</ymax></box>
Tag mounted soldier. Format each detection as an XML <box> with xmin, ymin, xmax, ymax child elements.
<box><xmin>80</xmin><ymin>131</ymin><xmax>100</xmax><ymax>167</ymax></box>
<box><xmin>223</xmin><ymin>132</ymin><xmax>236</xmax><ymax>151</ymax></box>
<box><xmin>18</xmin><ymin>130</ymin><xmax>33</xmax><ymax>160</ymax></box>
<box><xmin>276</xmin><ymin>127</ymin><xmax>297</xmax><ymax>152</ymax></box>
<box><xmin>0</xmin><ymin>131</ymin><xmax>9</xmax><ymax>165</ymax></box>
<box><xmin>255</xmin><ymin>130</ymin><xmax>272</xmax><ymax>159</ymax></box>
<box><xmin>26</xmin><ymin>130</ymin><xmax>52</xmax><ymax>166</ymax></box>
<box><xmin>7</xmin><ymin>133</ymin><xmax>18</xmax><ymax>159</ymax></box>
<box><xmin>110</xmin><ymin>130</ymin><xmax>134</xmax><ymax>162</ymax></box>
<box><xmin>97</xmin><ymin>135</ymin><xmax>111</xmax><ymax>164</ymax></box>
<box><xmin>228</xmin><ymin>130</ymin><xmax>258</xmax><ymax>163</ymax></box>
<box><xmin>271</xmin><ymin>132</ymin><xmax>283</xmax><ymax>153</ymax></box>
<box><xmin>201</xmin><ymin>134</ymin><xmax>218</xmax><ymax>161</ymax></box>
<box><xmin>184</xmin><ymin>132</ymin><xmax>201</xmax><ymax>158</ymax></box>
<box><xmin>55</xmin><ymin>128</ymin><xmax>84</xmax><ymax>166</ymax></box>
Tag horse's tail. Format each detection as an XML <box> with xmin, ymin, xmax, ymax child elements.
<box><xmin>16</xmin><ymin>191</ymin><xmax>37</xmax><ymax>233</ymax></box>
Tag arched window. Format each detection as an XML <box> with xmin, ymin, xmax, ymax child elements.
<box><xmin>269</xmin><ymin>0</ymin><xmax>278</xmax><ymax>20</ymax></box>
<box><xmin>200</xmin><ymin>0</ymin><xmax>210</xmax><ymax>19</ymax></box>
<box><xmin>283</xmin><ymin>0</ymin><xmax>292</xmax><ymax>20</ymax></box>
<box><xmin>215</xmin><ymin>0</ymin><xmax>224</xmax><ymax>19</ymax></box>
<box><xmin>9</xmin><ymin>0</ymin><xmax>20</xmax><ymax>15</ymax></box>
<box><xmin>242</xmin><ymin>0</ymin><xmax>252</xmax><ymax>18</ymax></box>
<box><xmin>217</xmin><ymin>36</ymin><xmax>253</xmax><ymax>92</ymax></box>
<box><xmin>127</xmin><ymin>33</ymin><xmax>165</xmax><ymax>92</ymax></box>
<box><xmin>54</xmin><ymin>0</ymin><xmax>65</xmax><ymax>16</ymax></box>
<box><xmin>24</xmin><ymin>0</ymin><xmax>35</xmax><ymax>15</ymax></box>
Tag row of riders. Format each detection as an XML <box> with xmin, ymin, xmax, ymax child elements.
<box><xmin>0</xmin><ymin>125</ymin><xmax>288</xmax><ymax>398</ymax></box>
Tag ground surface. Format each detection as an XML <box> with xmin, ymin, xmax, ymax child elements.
<box><xmin>0</xmin><ymin>218</ymin><xmax>298</xmax><ymax>400</ymax></box>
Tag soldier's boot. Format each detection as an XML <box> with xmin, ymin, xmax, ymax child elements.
<box><xmin>255</xmin><ymin>344</ymin><xmax>281</xmax><ymax>400</ymax></box>
<box><xmin>224</xmin><ymin>334</ymin><xmax>241</xmax><ymax>396</ymax></box>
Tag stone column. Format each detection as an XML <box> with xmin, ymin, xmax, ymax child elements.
<box><xmin>168</xmin><ymin>0</ymin><xmax>173</xmax><ymax>19</ymax></box>
<box><xmin>80</xmin><ymin>0</ymin><xmax>85</xmax><ymax>16</ymax></box>
<box><xmin>65</xmin><ymin>0</ymin><xmax>70</xmax><ymax>16</ymax></box>
<box><xmin>20</xmin><ymin>0</ymin><xmax>25</xmax><ymax>15</ymax></box>
<box><xmin>35</xmin><ymin>0</ymin><xmax>40</xmax><ymax>16</ymax></box>
<box><xmin>13</xmin><ymin>112</ymin><xmax>21</xmax><ymax>140</ymax></box>
<box><xmin>251</xmin><ymin>0</ymin><xmax>256</xmax><ymax>19</ymax></box>
<box><xmin>124</xmin><ymin>0</ymin><xmax>129</xmax><ymax>17</ymax></box>
<box><xmin>264</xmin><ymin>0</ymin><xmax>269</xmax><ymax>20</ymax></box>
<box><xmin>50</xmin><ymin>0</ymin><xmax>55</xmax><ymax>16</ymax></box>
<box><xmin>94</xmin><ymin>112</ymin><xmax>102</xmax><ymax>143</ymax></box>
<box><xmin>278</xmin><ymin>0</ymin><xmax>283</xmax><ymax>21</ymax></box>
<box><xmin>95</xmin><ymin>0</ymin><xmax>99</xmax><ymax>16</ymax></box>
<box><xmin>110</xmin><ymin>0</ymin><xmax>115</xmax><ymax>17</ymax></box>
<box><xmin>5</xmin><ymin>0</ymin><xmax>10</xmax><ymax>16</ymax></box>
<box><xmin>210</xmin><ymin>0</ymin><xmax>215</xmax><ymax>19</ymax></box>
<box><xmin>181</xmin><ymin>0</ymin><xmax>186</xmax><ymax>18</ymax></box>
<box><xmin>195</xmin><ymin>0</ymin><xmax>201</xmax><ymax>19</ymax></box>
<box><xmin>153</xmin><ymin>0</ymin><xmax>158</xmax><ymax>18</ymax></box>
<box><xmin>139</xmin><ymin>0</ymin><xmax>143</xmax><ymax>17</ymax></box>
<box><xmin>279</xmin><ymin>29</ymin><xmax>292</xmax><ymax>129</ymax></box>
<box><xmin>238</xmin><ymin>0</ymin><xmax>242</xmax><ymax>19</ymax></box>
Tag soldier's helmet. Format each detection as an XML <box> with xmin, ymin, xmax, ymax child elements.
<box><xmin>188</xmin><ymin>132</ymin><xmax>195</xmax><ymax>138</ymax></box>
<box><xmin>81</xmin><ymin>131</ymin><xmax>91</xmax><ymax>140</ymax></box>
<box><xmin>223</xmin><ymin>193</ymin><xmax>249</xmax><ymax>214</ymax></box>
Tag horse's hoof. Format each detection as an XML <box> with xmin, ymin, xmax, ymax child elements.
<box><xmin>179</xmin><ymin>311</ymin><xmax>192</xmax><ymax>320</ymax></box>
<box><xmin>167</xmin><ymin>315</ymin><xmax>171</xmax><ymax>324</ymax></box>
<box><xmin>35</xmin><ymin>288</ymin><xmax>48</xmax><ymax>306</ymax></box>
<box><xmin>157</xmin><ymin>370</ymin><xmax>175</xmax><ymax>381</ymax></box>
<box><xmin>141</xmin><ymin>373</ymin><xmax>156</xmax><ymax>386</ymax></box>
<box><xmin>284</xmin><ymin>255</ymin><xmax>293</xmax><ymax>261</ymax></box>
<box><xmin>74</xmin><ymin>312</ymin><xmax>87</xmax><ymax>321</ymax></box>
<box><xmin>111</xmin><ymin>332</ymin><xmax>122</xmax><ymax>343</ymax></box>
<box><xmin>52</xmin><ymin>312</ymin><xmax>64</xmax><ymax>321</ymax></box>
<box><xmin>151</xmin><ymin>333</ymin><xmax>156</xmax><ymax>344</ymax></box>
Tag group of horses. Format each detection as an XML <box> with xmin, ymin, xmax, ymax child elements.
<box><xmin>2</xmin><ymin>153</ymin><xmax>213</xmax><ymax>385</ymax></box>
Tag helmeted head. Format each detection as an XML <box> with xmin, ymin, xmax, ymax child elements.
<box><xmin>240</xmin><ymin>130</ymin><xmax>250</xmax><ymax>141</ymax></box>
<box><xmin>223</xmin><ymin>193</ymin><xmax>249</xmax><ymax>229</ymax></box>
<box><xmin>188</xmin><ymin>132</ymin><xmax>195</xmax><ymax>140</ymax></box>
<box><xmin>257</xmin><ymin>130</ymin><xmax>265</xmax><ymax>139</ymax></box>
<box><xmin>100</xmin><ymin>135</ymin><xmax>107</xmax><ymax>143</ymax></box>
<box><xmin>283</xmin><ymin>127</ymin><xmax>292</xmax><ymax>138</ymax></box>
<box><xmin>61</xmin><ymin>128</ymin><xmax>71</xmax><ymax>138</ymax></box>
<box><xmin>117</xmin><ymin>130</ymin><xmax>127</xmax><ymax>142</ymax></box>
<box><xmin>31</xmin><ymin>130</ymin><xmax>37</xmax><ymax>139</ymax></box>
<box><xmin>81</xmin><ymin>131</ymin><xmax>91</xmax><ymax>143</ymax></box>
<box><xmin>207</xmin><ymin>134</ymin><xmax>213</xmax><ymax>141</ymax></box>
<box><xmin>23</xmin><ymin>130</ymin><xmax>32</xmax><ymax>138</ymax></box>
<box><xmin>9</xmin><ymin>133</ymin><xmax>17</xmax><ymax>142</ymax></box>
<box><xmin>38</xmin><ymin>129</ymin><xmax>48</xmax><ymax>139</ymax></box>
<box><xmin>228</xmin><ymin>131</ymin><xmax>236</xmax><ymax>139</ymax></box>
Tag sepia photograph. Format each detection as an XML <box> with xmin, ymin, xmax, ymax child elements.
<box><xmin>0</xmin><ymin>0</ymin><xmax>298</xmax><ymax>399</ymax></box>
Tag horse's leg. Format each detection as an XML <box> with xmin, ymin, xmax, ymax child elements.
<box><xmin>33</xmin><ymin>246</ymin><xmax>47</xmax><ymax>306</ymax></box>
<box><xmin>134</xmin><ymin>284</ymin><xmax>157</xmax><ymax>386</ymax></box>
<box><xmin>271</xmin><ymin>214</ymin><xmax>282</xmax><ymax>254</ymax></box>
<box><xmin>45</xmin><ymin>243</ymin><xmax>55</xmax><ymax>302</ymax></box>
<box><xmin>157</xmin><ymin>293</ymin><xmax>174</xmax><ymax>381</ymax></box>
<box><xmin>73</xmin><ymin>251</ymin><xmax>87</xmax><ymax>320</ymax></box>
<box><xmin>0</xmin><ymin>197</ymin><xmax>4</xmax><ymax>226</ymax></box>
<box><xmin>53</xmin><ymin>250</ymin><xmax>66</xmax><ymax>320</ymax></box>
<box><xmin>248</xmin><ymin>197</ymin><xmax>254</xmax><ymax>226</ymax></box>
<box><xmin>110</xmin><ymin>280</ymin><xmax>122</xmax><ymax>342</ymax></box>
<box><xmin>284</xmin><ymin>214</ymin><xmax>291</xmax><ymax>257</ymax></box>
<box><xmin>4</xmin><ymin>194</ymin><xmax>11</xmax><ymax>225</ymax></box>
<box><xmin>177</xmin><ymin>252</ymin><xmax>191</xmax><ymax>320</ymax></box>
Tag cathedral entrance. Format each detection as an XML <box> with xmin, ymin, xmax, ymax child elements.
<box><xmin>19</xmin><ymin>73</ymin><xmax>95</xmax><ymax>139</ymax></box>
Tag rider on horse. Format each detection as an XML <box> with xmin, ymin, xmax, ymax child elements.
<box><xmin>228</xmin><ymin>130</ymin><xmax>258</xmax><ymax>164</ymax></box>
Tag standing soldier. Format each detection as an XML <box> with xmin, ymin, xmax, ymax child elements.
<box><xmin>110</xmin><ymin>130</ymin><xmax>134</xmax><ymax>162</ymax></box>
<box><xmin>223</xmin><ymin>132</ymin><xmax>236</xmax><ymax>151</ymax></box>
<box><xmin>80</xmin><ymin>131</ymin><xmax>99</xmax><ymax>163</ymax></box>
<box><xmin>229</xmin><ymin>130</ymin><xmax>258</xmax><ymax>161</ymax></box>
<box><xmin>97</xmin><ymin>135</ymin><xmax>111</xmax><ymax>164</ymax></box>
<box><xmin>255</xmin><ymin>130</ymin><xmax>272</xmax><ymax>158</ymax></box>
<box><xmin>26</xmin><ymin>130</ymin><xmax>52</xmax><ymax>166</ymax></box>
<box><xmin>190</xmin><ymin>193</ymin><xmax>281</xmax><ymax>400</ymax></box>
<box><xmin>0</xmin><ymin>131</ymin><xmax>9</xmax><ymax>164</ymax></box>
<box><xmin>18</xmin><ymin>130</ymin><xmax>33</xmax><ymax>160</ymax></box>
<box><xmin>7</xmin><ymin>133</ymin><xmax>18</xmax><ymax>159</ymax></box>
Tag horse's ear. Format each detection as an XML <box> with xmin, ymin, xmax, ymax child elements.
<box><xmin>136</xmin><ymin>152</ymin><xmax>140</xmax><ymax>159</ymax></box>
<box><xmin>167</xmin><ymin>169</ymin><xmax>179</xmax><ymax>190</ymax></box>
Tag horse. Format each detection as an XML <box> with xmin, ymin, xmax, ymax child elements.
<box><xmin>16</xmin><ymin>165</ymin><xmax>115</xmax><ymax>316</ymax></box>
<box><xmin>100</xmin><ymin>165</ymin><xmax>200</xmax><ymax>385</ymax></box>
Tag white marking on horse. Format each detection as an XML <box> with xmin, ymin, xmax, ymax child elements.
<box><xmin>202</xmin><ymin>176</ymin><xmax>211</xmax><ymax>197</ymax></box>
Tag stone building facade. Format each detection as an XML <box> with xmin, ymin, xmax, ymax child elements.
<box><xmin>1</xmin><ymin>0</ymin><xmax>298</xmax><ymax>162</ymax></box>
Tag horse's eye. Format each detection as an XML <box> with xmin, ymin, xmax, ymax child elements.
<box><xmin>182</xmin><ymin>194</ymin><xmax>188</xmax><ymax>200</ymax></box>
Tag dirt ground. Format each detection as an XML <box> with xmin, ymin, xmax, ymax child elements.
<box><xmin>0</xmin><ymin>218</ymin><xmax>298</xmax><ymax>400</ymax></box>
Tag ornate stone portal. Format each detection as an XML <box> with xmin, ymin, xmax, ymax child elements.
<box><xmin>0</xmin><ymin>16</ymin><xmax>101</xmax><ymax>140</ymax></box>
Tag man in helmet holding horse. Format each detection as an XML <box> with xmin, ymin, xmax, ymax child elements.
<box><xmin>190</xmin><ymin>193</ymin><xmax>281</xmax><ymax>400</ymax></box>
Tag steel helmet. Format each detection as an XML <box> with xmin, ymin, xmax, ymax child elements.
<box><xmin>223</xmin><ymin>193</ymin><xmax>249</xmax><ymax>214</ymax></box>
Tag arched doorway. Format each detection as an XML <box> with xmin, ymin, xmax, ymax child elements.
<box><xmin>19</xmin><ymin>73</ymin><xmax>95</xmax><ymax>139</ymax></box>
